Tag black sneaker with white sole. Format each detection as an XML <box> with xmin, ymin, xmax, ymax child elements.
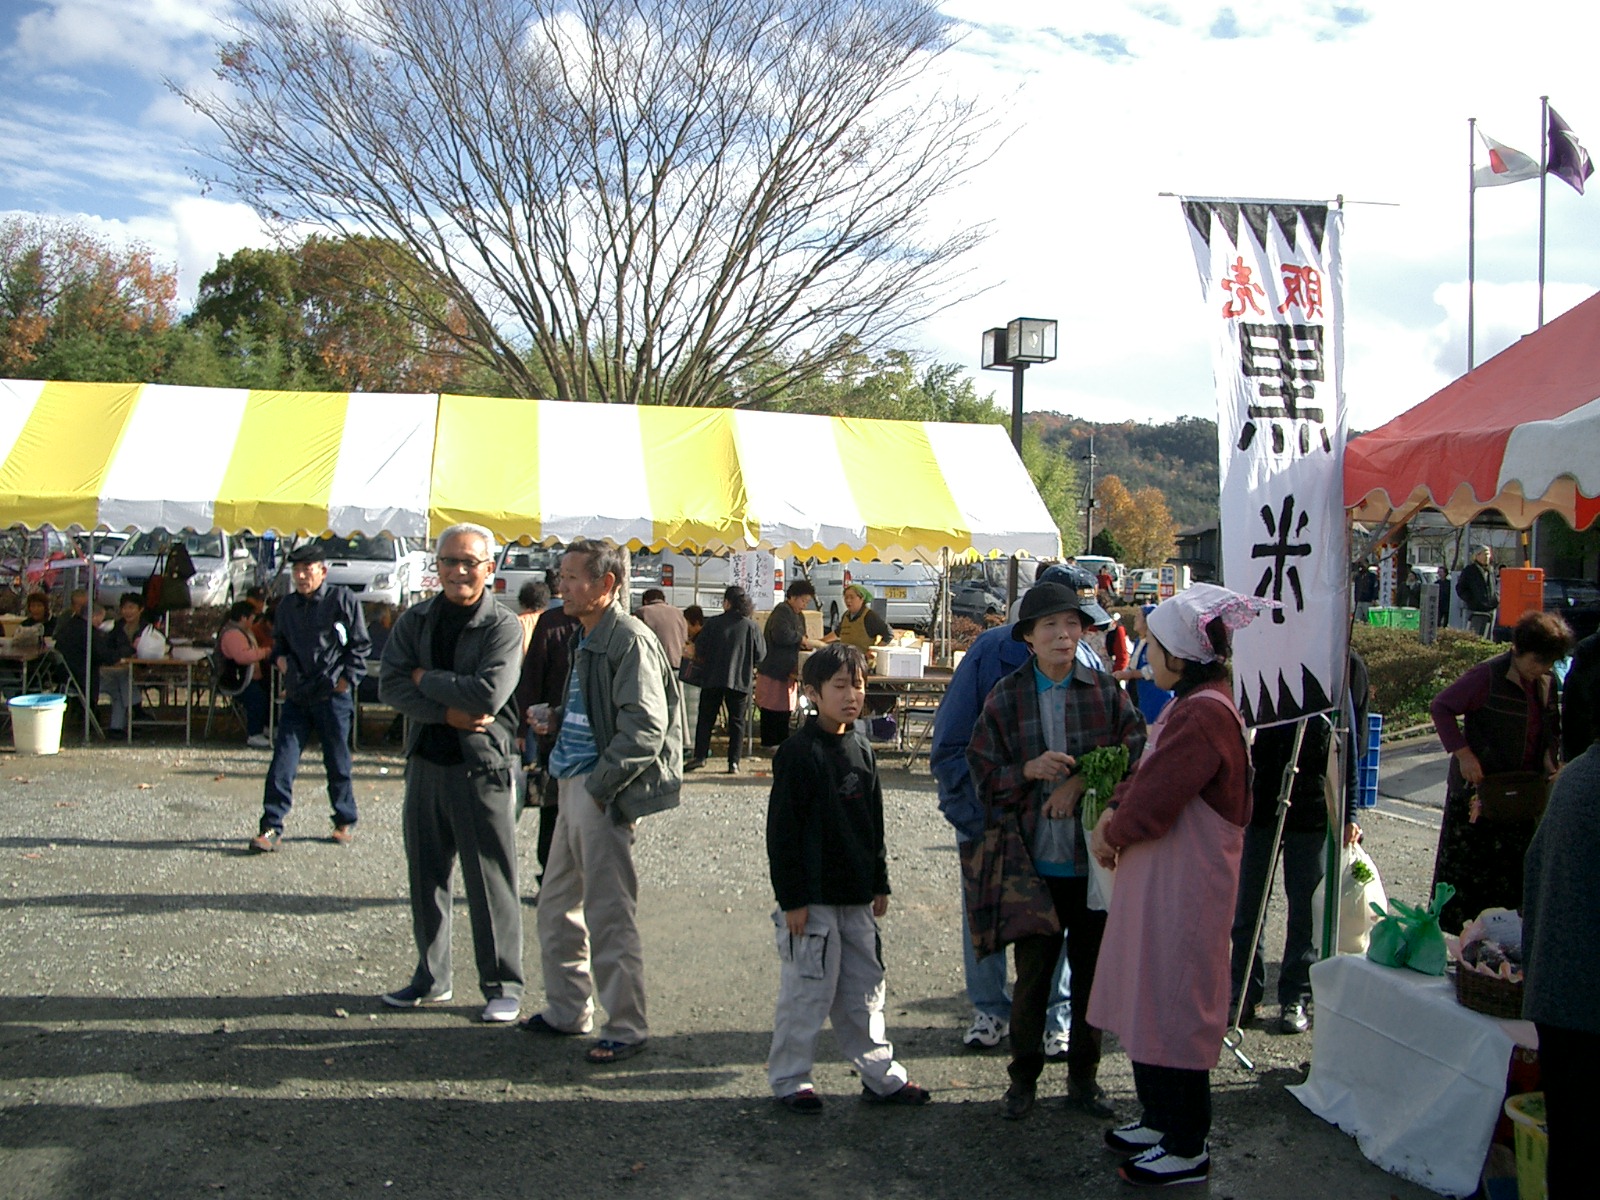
<box><xmin>1117</xmin><ymin>1143</ymin><xmax>1210</xmax><ymax>1187</ymax></box>
<box><xmin>380</xmin><ymin>984</ymin><xmax>453</xmax><ymax>1008</ymax></box>
<box><xmin>1104</xmin><ymin>1121</ymin><xmax>1166</xmax><ymax>1153</ymax></box>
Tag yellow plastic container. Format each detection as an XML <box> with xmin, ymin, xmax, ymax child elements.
<box><xmin>1503</xmin><ymin>1092</ymin><xmax>1547</xmax><ymax>1200</ymax></box>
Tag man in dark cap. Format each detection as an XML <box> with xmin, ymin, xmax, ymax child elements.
<box><xmin>966</xmin><ymin>581</ymin><xmax>1146</xmax><ymax>1122</ymax></box>
<box><xmin>929</xmin><ymin>565</ymin><xmax>1110</xmax><ymax>1064</ymax></box>
<box><xmin>250</xmin><ymin>539</ymin><xmax>371</xmax><ymax>852</ymax></box>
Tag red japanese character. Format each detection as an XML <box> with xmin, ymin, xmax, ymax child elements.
<box><xmin>1220</xmin><ymin>256</ymin><xmax>1266</xmax><ymax>318</ymax></box>
<box><xmin>1277</xmin><ymin>264</ymin><xmax>1323</xmax><ymax>317</ymax></box>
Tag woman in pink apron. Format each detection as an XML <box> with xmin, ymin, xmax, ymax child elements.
<box><xmin>1086</xmin><ymin>584</ymin><xmax>1273</xmax><ymax>1188</ymax></box>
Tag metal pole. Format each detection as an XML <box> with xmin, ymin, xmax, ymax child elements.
<box><xmin>1468</xmin><ymin>117</ymin><xmax>1478</xmax><ymax>371</ymax></box>
<box><xmin>1538</xmin><ymin>95</ymin><xmax>1550</xmax><ymax>328</ymax></box>
<box><xmin>1082</xmin><ymin>433</ymin><xmax>1097</xmax><ymax>552</ymax></box>
<box><xmin>1007</xmin><ymin>364</ymin><xmax>1026</xmax><ymax>611</ymax></box>
<box><xmin>1223</xmin><ymin>715</ymin><xmax>1314</xmax><ymax>1071</ymax></box>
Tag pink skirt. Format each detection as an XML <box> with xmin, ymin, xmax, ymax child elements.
<box><xmin>754</xmin><ymin>672</ymin><xmax>796</xmax><ymax>713</ymax></box>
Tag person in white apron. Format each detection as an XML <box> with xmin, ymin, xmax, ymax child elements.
<box><xmin>1086</xmin><ymin>584</ymin><xmax>1274</xmax><ymax>1189</ymax></box>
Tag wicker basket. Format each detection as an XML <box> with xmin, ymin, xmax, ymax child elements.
<box><xmin>1452</xmin><ymin>963</ymin><xmax>1525</xmax><ymax>1019</ymax></box>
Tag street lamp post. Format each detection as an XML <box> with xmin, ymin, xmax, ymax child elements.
<box><xmin>983</xmin><ymin>317</ymin><xmax>1058</xmax><ymax>606</ymax></box>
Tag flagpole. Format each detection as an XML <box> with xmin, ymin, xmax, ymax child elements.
<box><xmin>1539</xmin><ymin>95</ymin><xmax>1550</xmax><ymax>328</ymax></box>
<box><xmin>1468</xmin><ymin>117</ymin><xmax>1477</xmax><ymax>370</ymax></box>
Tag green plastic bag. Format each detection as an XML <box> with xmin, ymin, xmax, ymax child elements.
<box><xmin>1367</xmin><ymin>882</ymin><xmax>1456</xmax><ymax>976</ymax></box>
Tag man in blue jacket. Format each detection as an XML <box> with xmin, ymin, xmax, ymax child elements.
<box><xmin>251</xmin><ymin>541</ymin><xmax>370</xmax><ymax>852</ymax></box>
<box><xmin>931</xmin><ymin>564</ymin><xmax>1106</xmax><ymax>1056</ymax></box>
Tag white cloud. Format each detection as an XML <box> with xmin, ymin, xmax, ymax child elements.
<box><xmin>9</xmin><ymin>0</ymin><xmax>232</xmax><ymax>76</ymax></box>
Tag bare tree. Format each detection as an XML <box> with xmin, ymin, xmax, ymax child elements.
<box><xmin>182</xmin><ymin>0</ymin><xmax>994</xmax><ymax>405</ymax></box>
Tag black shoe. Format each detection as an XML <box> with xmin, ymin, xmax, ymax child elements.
<box><xmin>1000</xmin><ymin>1084</ymin><xmax>1036</xmax><ymax>1120</ymax></box>
<box><xmin>684</xmin><ymin>757</ymin><xmax>706</xmax><ymax>772</ymax></box>
<box><xmin>1065</xmin><ymin>1077</ymin><xmax>1116</xmax><ymax>1119</ymax></box>
<box><xmin>779</xmin><ymin>1088</ymin><xmax>823</xmax><ymax>1114</ymax></box>
<box><xmin>862</xmin><ymin>1081</ymin><xmax>931</xmax><ymax>1106</ymax></box>
<box><xmin>1279</xmin><ymin>1001</ymin><xmax>1310</xmax><ymax>1034</ymax></box>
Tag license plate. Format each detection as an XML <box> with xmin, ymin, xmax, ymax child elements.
<box><xmin>885</xmin><ymin>586</ymin><xmax>906</xmax><ymax>599</ymax></box>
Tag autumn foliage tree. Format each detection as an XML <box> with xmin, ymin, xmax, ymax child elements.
<box><xmin>187</xmin><ymin>235</ymin><xmax>485</xmax><ymax>392</ymax></box>
<box><xmin>1095</xmin><ymin>474</ymin><xmax>1177</xmax><ymax>568</ymax></box>
<box><xmin>0</xmin><ymin>217</ymin><xmax>178</xmax><ymax>382</ymax></box>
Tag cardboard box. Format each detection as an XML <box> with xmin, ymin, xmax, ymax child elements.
<box><xmin>802</xmin><ymin>610</ymin><xmax>824</xmax><ymax>641</ymax></box>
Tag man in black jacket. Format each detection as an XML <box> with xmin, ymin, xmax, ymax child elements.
<box><xmin>378</xmin><ymin>524</ymin><xmax>526</xmax><ymax>1022</ymax></box>
<box><xmin>687</xmin><ymin>585</ymin><xmax>766</xmax><ymax>773</ymax></box>
<box><xmin>250</xmin><ymin>541</ymin><xmax>370</xmax><ymax>852</ymax></box>
<box><xmin>1455</xmin><ymin>545</ymin><xmax>1497</xmax><ymax>637</ymax></box>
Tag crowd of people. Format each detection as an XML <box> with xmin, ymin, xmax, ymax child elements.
<box><xmin>11</xmin><ymin>535</ymin><xmax>1590</xmax><ymax>1195</ymax></box>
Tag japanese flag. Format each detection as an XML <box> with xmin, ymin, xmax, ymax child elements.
<box><xmin>1474</xmin><ymin>130</ymin><xmax>1540</xmax><ymax>188</ymax></box>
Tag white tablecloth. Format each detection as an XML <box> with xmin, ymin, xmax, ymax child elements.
<box><xmin>1288</xmin><ymin>955</ymin><xmax>1536</xmax><ymax>1198</ymax></box>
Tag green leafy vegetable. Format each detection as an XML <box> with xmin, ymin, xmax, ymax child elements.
<box><xmin>1350</xmin><ymin>859</ymin><xmax>1375</xmax><ymax>886</ymax></box>
<box><xmin>1077</xmin><ymin>744</ymin><xmax>1130</xmax><ymax>830</ymax></box>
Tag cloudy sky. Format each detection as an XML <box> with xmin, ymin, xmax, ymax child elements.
<box><xmin>2</xmin><ymin>0</ymin><xmax>1597</xmax><ymax>433</ymax></box>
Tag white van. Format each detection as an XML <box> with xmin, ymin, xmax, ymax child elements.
<box><xmin>793</xmin><ymin>558</ymin><xmax>939</xmax><ymax>633</ymax></box>
<box><xmin>631</xmin><ymin>549</ymin><xmax>783</xmax><ymax>613</ymax></box>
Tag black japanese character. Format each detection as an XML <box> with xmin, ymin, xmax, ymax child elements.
<box><xmin>1251</xmin><ymin>496</ymin><xmax>1311</xmax><ymax>624</ymax></box>
<box><xmin>1237</xmin><ymin>323</ymin><xmax>1331</xmax><ymax>454</ymax></box>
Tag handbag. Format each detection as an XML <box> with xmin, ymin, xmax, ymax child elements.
<box><xmin>1474</xmin><ymin>770</ymin><xmax>1548</xmax><ymax>822</ymax></box>
<box><xmin>959</xmin><ymin>805</ymin><xmax>1061</xmax><ymax>959</ymax></box>
<box><xmin>1368</xmin><ymin>881</ymin><xmax>1455</xmax><ymax>976</ymax></box>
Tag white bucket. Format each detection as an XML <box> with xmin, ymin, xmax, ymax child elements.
<box><xmin>8</xmin><ymin>693</ymin><xmax>67</xmax><ymax>755</ymax></box>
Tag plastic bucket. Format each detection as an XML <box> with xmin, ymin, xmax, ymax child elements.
<box><xmin>1503</xmin><ymin>1092</ymin><xmax>1547</xmax><ymax>1200</ymax></box>
<box><xmin>8</xmin><ymin>693</ymin><xmax>67</xmax><ymax>755</ymax></box>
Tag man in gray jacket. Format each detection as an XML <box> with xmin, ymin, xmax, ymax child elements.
<box><xmin>378</xmin><ymin>524</ymin><xmax>527</xmax><ymax>1023</ymax></box>
<box><xmin>523</xmin><ymin>538</ymin><xmax>683</xmax><ymax>1062</ymax></box>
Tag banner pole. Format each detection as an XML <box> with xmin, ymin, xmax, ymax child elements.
<box><xmin>1468</xmin><ymin>117</ymin><xmax>1478</xmax><ymax>371</ymax></box>
<box><xmin>1539</xmin><ymin>95</ymin><xmax>1550</xmax><ymax>328</ymax></box>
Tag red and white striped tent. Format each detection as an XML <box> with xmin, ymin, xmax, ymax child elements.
<box><xmin>1345</xmin><ymin>291</ymin><xmax>1600</xmax><ymax>530</ymax></box>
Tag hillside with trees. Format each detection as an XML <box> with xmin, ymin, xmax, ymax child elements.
<box><xmin>1028</xmin><ymin>412</ymin><xmax>1220</xmax><ymax>531</ymax></box>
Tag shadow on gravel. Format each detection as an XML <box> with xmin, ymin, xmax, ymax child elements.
<box><xmin>0</xmin><ymin>891</ymin><xmax>404</xmax><ymax>917</ymax></box>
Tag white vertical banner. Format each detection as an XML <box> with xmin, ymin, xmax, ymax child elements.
<box><xmin>1182</xmin><ymin>199</ymin><xmax>1349</xmax><ymax>726</ymax></box>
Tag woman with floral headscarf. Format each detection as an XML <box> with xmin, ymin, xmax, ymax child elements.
<box><xmin>1086</xmin><ymin>584</ymin><xmax>1274</xmax><ymax>1188</ymax></box>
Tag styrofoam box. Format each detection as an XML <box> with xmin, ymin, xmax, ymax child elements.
<box><xmin>873</xmin><ymin>647</ymin><xmax>924</xmax><ymax>678</ymax></box>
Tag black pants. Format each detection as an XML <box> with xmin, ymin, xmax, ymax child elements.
<box><xmin>1131</xmin><ymin>1061</ymin><xmax>1210</xmax><ymax>1157</ymax></box>
<box><xmin>694</xmin><ymin>686</ymin><xmax>748</xmax><ymax>766</ymax></box>
<box><xmin>1230</xmin><ymin>825</ymin><xmax>1325</xmax><ymax>1010</ymax></box>
<box><xmin>758</xmin><ymin>707</ymin><xmax>791</xmax><ymax>747</ymax></box>
<box><xmin>1009</xmin><ymin>874</ymin><xmax>1105</xmax><ymax>1091</ymax></box>
<box><xmin>1537</xmin><ymin>1022</ymin><xmax>1600</xmax><ymax>1199</ymax></box>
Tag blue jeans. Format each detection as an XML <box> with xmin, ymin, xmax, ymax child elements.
<box><xmin>238</xmin><ymin>680</ymin><xmax>268</xmax><ymax>737</ymax></box>
<box><xmin>260</xmin><ymin>691</ymin><xmax>356</xmax><ymax>833</ymax></box>
<box><xmin>960</xmin><ymin>858</ymin><xmax>1070</xmax><ymax>1035</ymax></box>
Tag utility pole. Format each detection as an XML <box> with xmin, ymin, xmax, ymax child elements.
<box><xmin>1081</xmin><ymin>432</ymin><xmax>1098</xmax><ymax>553</ymax></box>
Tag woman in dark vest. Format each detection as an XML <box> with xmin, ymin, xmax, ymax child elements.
<box><xmin>1429</xmin><ymin>610</ymin><xmax>1572</xmax><ymax>933</ymax></box>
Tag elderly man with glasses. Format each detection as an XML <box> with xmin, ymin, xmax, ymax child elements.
<box><xmin>377</xmin><ymin>524</ymin><xmax>528</xmax><ymax>1023</ymax></box>
<box><xmin>250</xmin><ymin>540</ymin><xmax>371</xmax><ymax>853</ymax></box>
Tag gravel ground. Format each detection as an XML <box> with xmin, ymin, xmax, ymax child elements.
<box><xmin>0</xmin><ymin>733</ymin><xmax>1450</xmax><ymax>1200</ymax></box>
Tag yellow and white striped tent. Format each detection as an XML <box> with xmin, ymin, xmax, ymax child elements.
<box><xmin>0</xmin><ymin>380</ymin><xmax>1061</xmax><ymax>562</ymax></box>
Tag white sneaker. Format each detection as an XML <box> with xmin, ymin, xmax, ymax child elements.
<box><xmin>481</xmin><ymin>996</ymin><xmax>521</xmax><ymax>1023</ymax></box>
<box><xmin>961</xmin><ymin>1011</ymin><xmax>1009</xmax><ymax>1048</ymax></box>
<box><xmin>1043</xmin><ymin>1029</ymin><xmax>1070</xmax><ymax>1061</ymax></box>
<box><xmin>247</xmin><ymin>734</ymin><xmax>270</xmax><ymax>749</ymax></box>
<box><xmin>1105</xmin><ymin>1121</ymin><xmax>1165</xmax><ymax>1153</ymax></box>
<box><xmin>1117</xmin><ymin>1143</ymin><xmax>1210</xmax><ymax>1187</ymax></box>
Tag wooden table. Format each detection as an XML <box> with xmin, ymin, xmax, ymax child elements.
<box><xmin>865</xmin><ymin>668</ymin><xmax>952</xmax><ymax>767</ymax></box>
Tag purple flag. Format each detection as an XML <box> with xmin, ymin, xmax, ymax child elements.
<box><xmin>1547</xmin><ymin>106</ymin><xmax>1594</xmax><ymax>194</ymax></box>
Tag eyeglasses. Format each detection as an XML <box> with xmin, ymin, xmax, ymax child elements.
<box><xmin>434</xmin><ymin>556</ymin><xmax>491</xmax><ymax>572</ymax></box>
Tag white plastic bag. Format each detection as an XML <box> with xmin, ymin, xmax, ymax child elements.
<box><xmin>135</xmin><ymin>626</ymin><xmax>169</xmax><ymax>661</ymax></box>
<box><xmin>1081</xmin><ymin>802</ymin><xmax>1114</xmax><ymax>912</ymax></box>
<box><xmin>1312</xmin><ymin>841</ymin><xmax>1387</xmax><ymax>955</ymax></box>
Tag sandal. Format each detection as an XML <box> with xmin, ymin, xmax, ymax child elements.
<box><xmin>585</xmin><ymin>1038</ymin><xmax>648</xmax><ymax>1064</ymax></box>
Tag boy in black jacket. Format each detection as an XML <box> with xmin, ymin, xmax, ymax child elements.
<box><xmin>765</xmin><ymin>643</ymin><xmax>930</xmax><ymax>1113</ymax></box>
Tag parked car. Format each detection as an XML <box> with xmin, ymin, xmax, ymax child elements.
<box><xmin>1545</xmin><ymin>577</ymin><xmax>1600</xmax><ymax>638</ymax></box>
<box><xmin>0</xmin><ymin>528</ymin><xmax>88</xmax><ymax>595</ymax></box>
<box><xmin>85</xmin><ymin>531</ymin><xmax>131</xmax><ymax>570</ymax></box>
<box><xmin>98</xmin><ymin>529</ymin><xmax>258</xmax><ymax>607</ymax></box>
<box><xmin>1124</xmin><ymin>568</ymin><xmax>1160</xmax><ymax>604</ymax></box>
<box><xmin>494</xmin><ymin>541</ymin><xmax>563</xmax><ymax>609</ymax></box>
<box><xmin>832</xmin><ymin>560</ymin><xmax>940</xmax><ymax>632</ymax></box>
<box><xmin>950</xmin><ymin>579</ymin><xmax>1008</xmax><ymax>623</ymax></box>
<box><xmin>630</xmin><ymin>549</ymin><xmax>784</xmax><ymax>613</ymax></box>
<box><xmin>273</xmin><ymin>533</ymin><xmax>424</xmax><ymax>607</ymax></box>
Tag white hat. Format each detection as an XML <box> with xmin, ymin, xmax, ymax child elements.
<box><xmin>1146</xmin><ymin>583</ymin><xmax>1278</xmax><ymax>665</ymax></box>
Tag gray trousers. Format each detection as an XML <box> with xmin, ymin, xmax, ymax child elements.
<box><xmin>537</xmin><ymin>774</ymin><xmax>647</xmax><ymax>1043</ymax></box>
<box><xmin>767</xmin><ymin>903</ymin><xmax>908</xmax><ymax>1099</ymax></box>
<box><xmin>402</xmin><ymin>756</ymin><xmax>524</xmax><ymax>1001</ymax></box>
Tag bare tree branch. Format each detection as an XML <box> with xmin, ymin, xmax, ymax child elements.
<box><xmin>181</xmin><ymin>0</ymin><xmax>996</xmax><ymax>403</ymax></box>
